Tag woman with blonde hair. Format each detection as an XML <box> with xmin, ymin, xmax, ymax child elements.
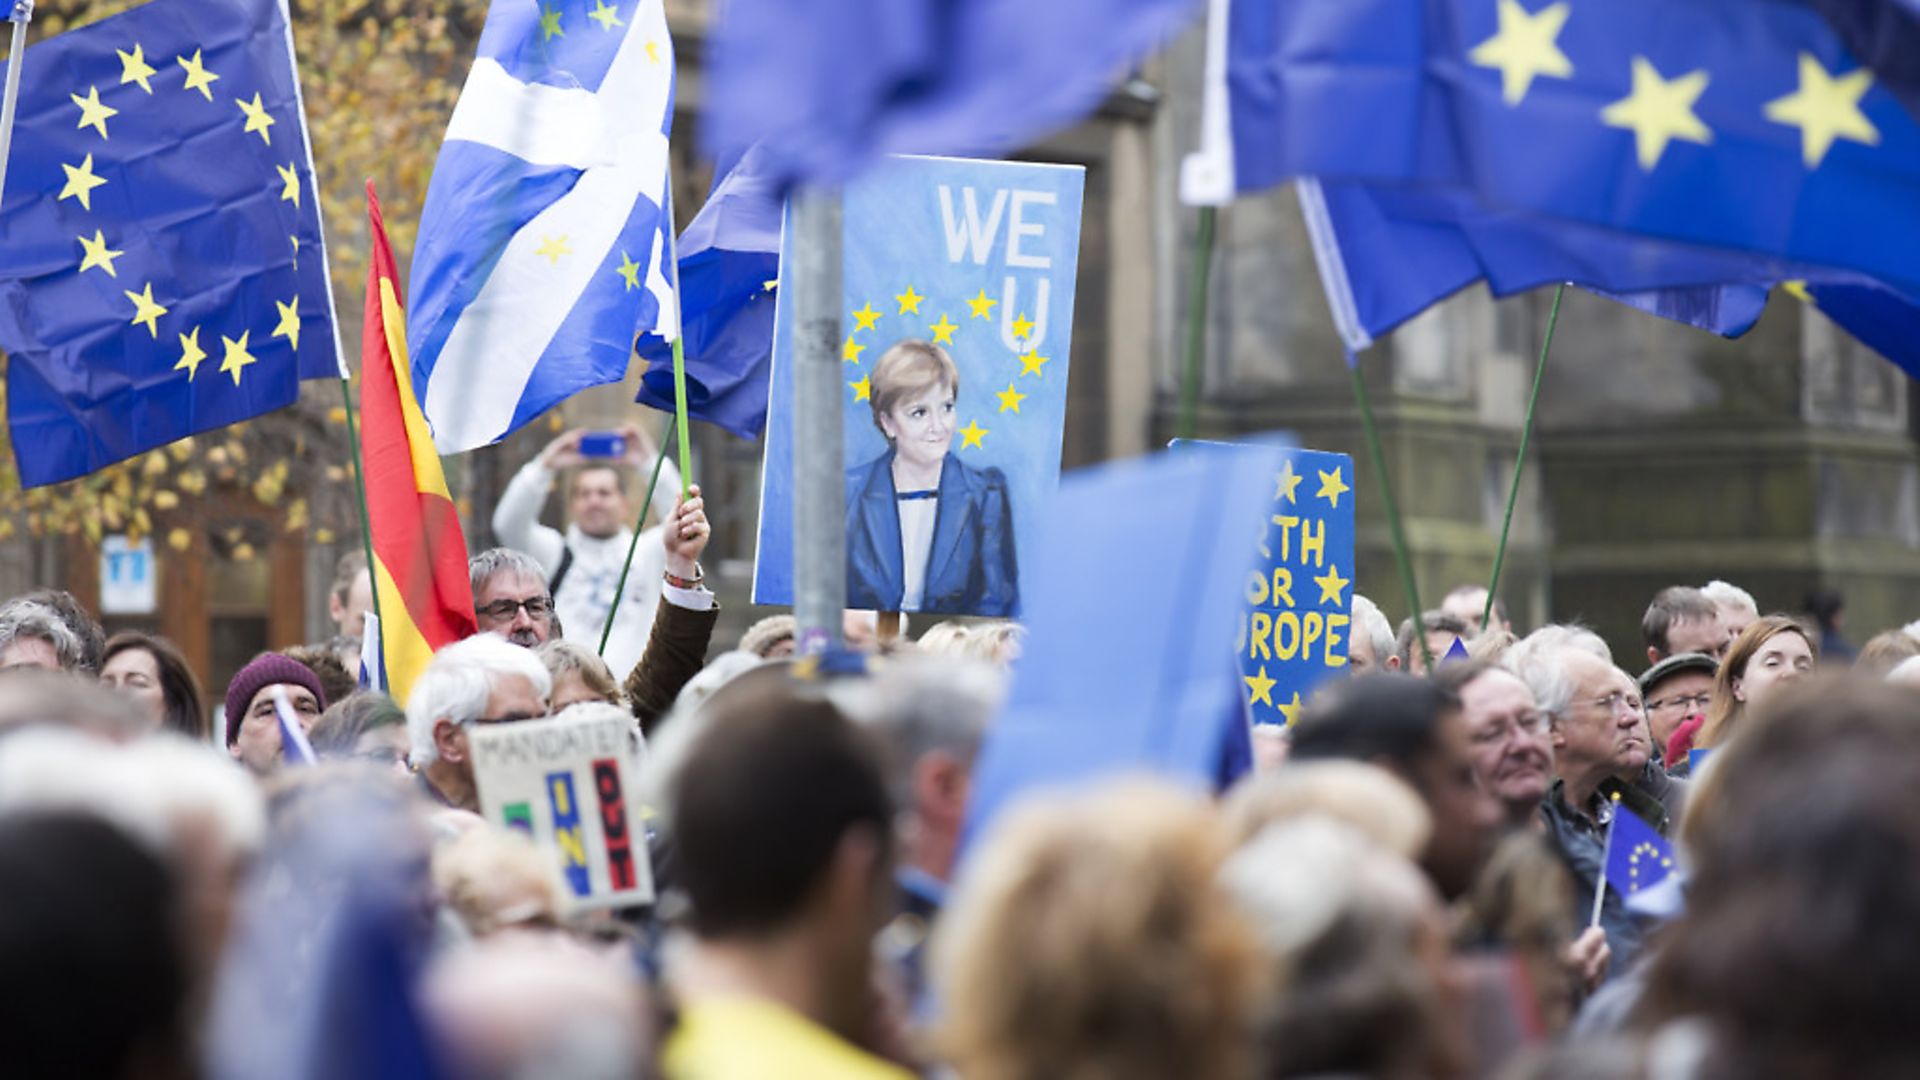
<box><xmin>933</xmin><ymin>779</ymin><xmax>1263</xmax><ymax>1080</ymax></box>
<box><xmin>846</xmin><ymin>340</ymin><xmax>1017</xmax><ymax>616</ymax></box>
<box><xmin>1688</xmin><ymin>614</ymin><xmax>1817</xmax><ymax>755</ymax></box>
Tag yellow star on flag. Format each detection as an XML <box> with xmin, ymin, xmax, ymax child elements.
<box><xmin>236</xmin><ymin>92</ymin><xmax>276</xmax><ymax>145</ymax></box>
<box><xmin>1468</xmin><ymin>0</ymin><xmax>1573</xmax><ymax>105</ymax></box>
<box><xmin>175</xmin><ymin>326</ymin><xmax>206</xmax><ymax>380</ymax></box>
<box><xmin>966</xmin><ymin>288</ymin><xmax>997</xmax><ymax>319</ymax></box>
<box><xmin>70</xmin><ymin>86</ymin><xmax>118</xmax><ymax>140</ymax></box>
<box><xmin>616</xmin><ymin>251</ymin><xmax>642</xmax><ymax>290</ymax></box>
<box><xmin>218</xmin><ymin>331</ymin><xmax>257</xmax><ymax>386</ymax></box>
<box><xmin>995</xmin><ymin>382</ymin><xmax>1027</xmax><ymax>414</ymax></box>
<box><xmin>645</xmin><ymin>41</ymin><xmax>662</xmax><ymax>64</ymax></box>
<box><xmin>1244</xmin><ymin>665</ymin><xmax>1278</xmax><ymax>707</ymax></box>
<box><xmin>77</xmin><ymin>230</ymin><xmax>124</xmax><ymax>278</ymax></box>
<box><xmin>1010</xmin><ymin>312</ymin><xmax>1035</xmax><ymax>339</ymax></box>
<box><xmin>896</xmin><ymin>285</ymin><xmax>924</xmax><ymax>314</ymax></box>
<box><xmin>276</xmin><ymin>162</ymin><xmax>301</xmax><ymax>207</ymax></box>
<box><xmin>118</xmin><ymin>45</ymin><xmax>158</xmax><ymax>94</ymax></box>
<box><xmin>850</xmin><ymin>374</ymin><xmax>872</xmax><ymax>402</ymax></box>
<box><xmin>124</xmin><ymin>282</ymin><xmax>168</xmax><ymax>338</ymax></box>
<box><xmin>1780</xmin><ymin>279</ymin><xmax>1812</xmax><ymax>302</ymax></box>
<box><xmin>1018</xmin><ymin>349</ymin><xmax>1050</xmax><ymax>377</ymax></box>
<box><xmin>589</xmin><ymin>0</ymin><xmax>625</xmax><ymax>31</ymax></box>
<box><xmin>539</xmin><ymin>5</ymin><xmax>565</xmax><ymax>41</ymax></box>
<box><xmin>843</xmin><ymin>337</ymin><xmax>866</xmax><ymax>363</ymax></box>
<box><xmin>177</xmin><ymin>49</ymin><xmax>220</xmax><ymax>101</ymax></box>
<box><xmin>1316</xmin><ymin>465</ymin><xmax>1350</xmax><ymax>508</ymax></box>
<box><xmin>1601</xmin><ymin>57</ymin><xmax>1713</xmax><ymax>171</ymax></box>
<box><xmin>1764</xmin><ymin>52</ymin><xmax>1879</xmax><ymax>169</ymax></box>
<box><xmin>930</xmin><ymin>314</ymin><xmax>957</xmax><ymax>344</ymax></box>
<box><xmin>958</xmin><ymin>419</ymin><xmax>987</xmax><ymax>449</ymax></box>
<box><xmin>60</xmin><ymin>154</ymin><xmax>108</xmax><ymax>210</ymax></box>
<box><xmin>1274</xmin><ymin>461</ymin><xmax>1302</xmax><ymax>504</ymax></box>
<box><xmin>1278</xmin><ymin>691</ymin><xmax>1305</xmax><ymax>726</ymax></box>
<box><xmin>272</xmin><ymin>296</ymin><xmax>301</xmax><ymax>352</ymax></box>
<box><xmin>851</xmin><ymin>303</ymin><xmax>880</xmax><ymax>332</ymax></box>
<box><xmin>1314</xmin><ymin>565</ymin><xmax>1350</xmax><ymax>606</ymax></box>
<box><xmin>535</xmin><ymin>234</ymin><xmax>571</xmax><ymax>264</ymax></box>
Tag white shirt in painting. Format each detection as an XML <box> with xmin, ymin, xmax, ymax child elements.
<box><xmin>897</xmin><ymin>491</ymin><xmax>938</xmax><ymax>612</ymax></box>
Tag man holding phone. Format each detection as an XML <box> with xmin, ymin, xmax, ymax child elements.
<box><xmin>492</xmin><ymin>424</ymin><xmax>682</xmax><ymax>677</ymax></box>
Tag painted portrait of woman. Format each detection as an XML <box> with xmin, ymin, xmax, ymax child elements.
<box><xmin>845</xmin><ymin>340</ymin><xmax>1018</xmax><ymax>615</ymax></box>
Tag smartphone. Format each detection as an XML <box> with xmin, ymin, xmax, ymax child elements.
<box><xmin>577</xmin><ymin>431</ymin><xmax>627</xmax><ymax>459</ymax></box>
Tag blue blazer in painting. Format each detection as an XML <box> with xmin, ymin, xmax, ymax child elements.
<box><xmin>845</xmin><ymin>451</ymin><xmax>1019</xmax><ymax>616</ymax></box>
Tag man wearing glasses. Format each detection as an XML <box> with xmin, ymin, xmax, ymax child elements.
<box><xmin>470</xmin><ymin>548</ymin><xmax>565</xmax><ymax>648</ymax></box>
<box><xmin>406</xmin><ymin>633</ymin><xmax>553</xmax><ymax>812</ymax></box>
<box><xmin>1639</xmin><ymin>652</ymin><xmax>1717</xmax><ymax>768</ymax></box>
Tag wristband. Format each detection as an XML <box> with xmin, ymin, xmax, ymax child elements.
<box><xmin>664</xmin><ymin>563</ymin><xmax>704</xmax><ymax>590</ymax></box>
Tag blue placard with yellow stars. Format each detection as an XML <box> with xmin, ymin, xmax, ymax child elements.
<box><xmin>1203</xmin><ymin>443</ymin><xmax>1356</xmax><ymax>727</ymax></box>
<box><xmin>752</xmin><ymin>155</ymin><xmax>1084</xmax><ymax>618</ymax></box>
<box><xmin>0</xmin><ymin>0</ymin><xmax>341</xmax><ymax>488</ymax></box>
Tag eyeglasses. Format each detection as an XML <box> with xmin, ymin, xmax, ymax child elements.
<box><xmin>1469</xmin><ymin>710</ymin><xmax>1549</xmax><ymax>747</ymax></box>
<box><xmin>477</xmin><ymin>596</ymin><xmax>553</xmax><ymax>621</ymax></box>
<box><xmin>1647</xmin><ymin>691</ymin><xmax>1712</xmax><ymax>713</ymax></box>
<box><xmin>1575</xmin><ymin>691</ymin><xmax>1641</xmax><ymax>716</ymax></box>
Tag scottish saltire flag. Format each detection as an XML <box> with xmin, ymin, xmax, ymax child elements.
<box><xmin>1225</xmin><ymin>0</ymin><xmax>1920</xmax><ymax>302</ymax></box>
<box><xmin>356</xmin><ymin>610</ymin><xmax>387</xmax><ymax>693</ymax></box>
<box><xmin>634</xmin><ymin>143</ymin><xmax>781</xmax><ymax>439</ymax></box>
<box><xmin>1603</xmin><ymin>802</ymin><xmax>1676</xmax><ymax>899</ymax></box>
<box><xmin>0</xmin><ymin>0</ymin><xmax>342</xmax><ymax>488</ymax></box>
<box><xmin>271</xmin><ymin>686</ymin><xmax>318</xmax><ymax>767</ymax></box>
<box><xmin>705</xmin><ymin>0</ymin><xmax>1202</xmax><ymax>186</ymax></box>
<box><xmin>408</xmin><ymin>0</ymin><xmax>677</xmax><ymax>454</ymax></box>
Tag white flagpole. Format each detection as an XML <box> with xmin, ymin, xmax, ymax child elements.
<box><xmin>1590</xmin><ymin>793</ymin><xmax>1622</xmax><ymax>928</ymax></box>
<box><xmin>0</xmin><ymin>0</ymin><xmax>36</xmax><ymax>213</ymax></box>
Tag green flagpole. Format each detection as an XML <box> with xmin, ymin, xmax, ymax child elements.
<box><xmin>1484</xmin><ymin>284</ymin><xmax>1563</xmax><ymax>629</ymax></box>
<box><xmin>1177</xmin><ymin>206</ymin><xmax>1218</xmax><ymax>441</ymax></box>
<box><xmin>338</xmin><ymin>375</ymin><xmax>385</xmax><ymax>635</ymax></box>
<box><xmin>599</xmin><ymin>412</ymin><xmax>676</xmax><ymax>657</ymax></box>
<box><xmin>671</xmin><ymin>334</ymin><xmax>693</xmax><ymax>497</ymax></box>
<box><xmin>1348</xmin><ymin>361</ymin><xmax>1432</xmax><ymax>670</ymax></box>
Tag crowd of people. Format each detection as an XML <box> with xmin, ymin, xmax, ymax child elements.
<box><xmin>3</xmin><ymin>433</ymin><xmax>1919</xmax><ymax>1079</ymax></box>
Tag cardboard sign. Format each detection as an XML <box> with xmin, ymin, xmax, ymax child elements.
<box><xmin>469</xmin><ymin>712</ymin><xmax>652</xmax><ymax>911</ymax></box>
<box><xmin>753</xmin><ymin>155</ymin><xmax>1086</xmax><ymax>618</ymax></box>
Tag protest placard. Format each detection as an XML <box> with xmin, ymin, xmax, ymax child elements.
<box><xmin>753</xmin><ymin>155</ymin><xmax>1085</xmax><ymax>618</ymax></box>
<box><xmin>1237</xmin><ymin>447</ymin><xmax>1357</xmax><ymax>724</ymax></box>
<box><xmin>469</xmin><ymin>712</ymin><xmax>652</xmax><ymax>911</ymax></box>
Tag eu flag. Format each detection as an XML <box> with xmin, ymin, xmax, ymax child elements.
<box><xmin>1227</xmin><ymin>0</ymin><xmax>1920</xmax><ymax>302</ymax></box>
<box><xmin>0</xmin><ymin>0</ymin><xmax>342</xmax><ymax>489</ymax></box>
<box><xmin>1603</xmin><ymin>802</ymin><xmax>1676</xmax><ymax>899</ymax></box>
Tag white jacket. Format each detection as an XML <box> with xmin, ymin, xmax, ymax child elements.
<box><xmin>491</xmin><ymin>455</ymin><xmax>681</xmax><ymax>679</ymax></box>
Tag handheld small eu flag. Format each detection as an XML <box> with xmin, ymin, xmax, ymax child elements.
<box><xmin>1603</xmin><ymin>801</ymin><xmax>1676</xmax><ymax>903</ymax></box>
<box><xmin>0</xmin><ymin>0</ymin><xmax>343</xmax><ymax>488</ymax></box>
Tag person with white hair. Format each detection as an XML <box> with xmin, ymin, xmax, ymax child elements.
<box><xmin>0</xmin><ymin>598</ymin><xmax>87</xmax><ymax>673</ymax></box>
<box><xmin>407</xmin><ymin>634</ymin><xmax>552</xmax><ymax>812</ymax></box>
<box><xmin>1347</xmin><ymin>594</ymin><xmax>1399</xmax><ymax>675</ymax></box>
<box><xmin>1700</xmin><ymin>580</ymin><xmax>1759</xmax><ymax>641</ymax></box>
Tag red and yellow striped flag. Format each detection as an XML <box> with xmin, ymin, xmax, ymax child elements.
<box><xmin>361</xmin><ymin>182</ymin><xmax>476</xmax><ymax>704</ymax></box>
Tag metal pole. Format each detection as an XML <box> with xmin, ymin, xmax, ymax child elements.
<box><xmin>790</xmin><ymin>188</ymin><xmax>845</xmax><ymax>654</ymax></box>
<box><xmin>1176</xmin><ymin>206</ymin><xmax>1216</xmax><ymax>441</ymax></box>
<box><xmin>0</xmin><ymin>1</ymin><xmax>35</xmax><ymax>212</ymax></box>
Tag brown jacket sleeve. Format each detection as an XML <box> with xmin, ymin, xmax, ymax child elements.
<box><xmin>624</xmin><ymin>597</ymin><xmax>720</xmax><ymax>738</ymax></box>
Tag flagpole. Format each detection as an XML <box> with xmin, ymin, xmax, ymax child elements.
<box><xmin>1590</xmin><ymin>791</ymin><xmax>1622</xmax><ymax>929</ymax></box>
<box><xmin>1484</xmin><ymin>283</ymin><xmax>1563</xmax><ymax>629</ymax></box>
<box><xmin>599</xmin><ymin>413</ymin><xmax>676</xmax><ymax>657</ymax></box>
<box><xmin>338</xmin><ymin>375</ymin><xmax>386</xmax><ymax>638</ymax></box>
<box><xmin>662</xmin><ymin>183</ymin><xmax>694</xmax><ymax>499</ymax></box>
<box><xmin>0</xmin><ymin>0</ymin><xmax>35</xmax><ymax>211</ymax></box>
<box><xmin>790</xmin><ymin>187</ymin><xmax>847</xmax><ymax>653</ymax></box>
<box><xmin>1348</xmin><ymin>361</ymin><xmax>1433</xmax><ymax>670</ymax></box>
<box><xmin>1176</xmin><ymin>206</ymin><xmax>1217</xmax><ymax>441</ymax></box>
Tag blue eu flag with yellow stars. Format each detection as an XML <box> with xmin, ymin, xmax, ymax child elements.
<box><xmin>0</xmin><ymin>0</ymin><xmax>341</xmax><ymax>488</ymax></box>
<box><xmin>1603</xmin><ymin>801</ymin><xmax>1676</xmax><ymax>899</ymax></box>
<box><xmin>1225</xmin><ymin>0</ymin><xmax>1920</xmax><ymax>374</ymax></box>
